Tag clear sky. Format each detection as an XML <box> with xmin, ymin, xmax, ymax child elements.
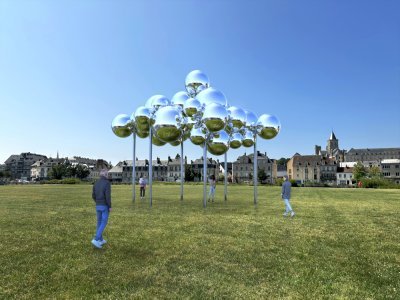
<box><xmin>1</xmin><ymin>0</ymin><xmax>399</xmax><ymax>165</ymax></box>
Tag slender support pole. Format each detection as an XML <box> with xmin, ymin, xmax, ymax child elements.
<box><xmin>253</xmin><ymin>134</ymin><xmax>258</xmax><ymax>205</ymax></box>
<box><xmin>203</xmin><ymin>142</ymin><xmax>207</xmax><ymax>208</ymax></box>
<box><xmin>224</xmin><ymin>152</ymin><xmax>227</xmax><ymax>201</ymax></box>
<box><xmin>132</xmin><ymin>133</ymin><xmax>136</xmax><ymax>202</ymax></box>
<box><xmin>149</xmin><ymin>128</ymin><xmax>153</xmax><ymax>207</ymax></box>
<box><xmin>180</xmin><ymin>141</ymin><xmax>184</xmax><ymax>201</ymax></box>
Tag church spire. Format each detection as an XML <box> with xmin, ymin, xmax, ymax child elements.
<box><xmin>329</xmin><ymin>130</ymin><xmax>337</xmax><ymax>140</ymax></box>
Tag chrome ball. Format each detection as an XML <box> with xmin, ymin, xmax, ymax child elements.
<box><xmin>169</xmin><ymin>140</ymin><xmax>181</xmax><ymax>146</ymax></box>
<box><xmin>183</xmin><ymin>97</ymin><xmax>201</xmax><ymax>117</ymax></box>
<box><xmin>153</xmin><ymin>106</ymin><xmax>183</xmax><ymax>143</ymax></box>
<box><xmin>229</xmin><ymin>132</ymin><xmax>243</xmax><ymax>149</ymax></box>
<box><xmin>196</xmin><ymin>87</ymin><xmax>227</xmax><ymax>106</ymax></box>
<box><xmin>145</xmin><ymin>95</ymin><xmax>170</xmax><ymax>109</ymax></box>
<box><xmin>182</xmin><ymin>118</ymin><xmax>195</xmax><ymax>141</ymax></box>
<box><xmin>244</xmin><ymin>110</ymin><xmax>258</xmax><ymax>128</ymax></box>
<box><xmin>134</xmin><ymin>106</ymin><xmax>152</xmax><ymax>133</ymax></box>
<box><xmin>111</xmin><ymin>114</ymin><xmax>132</xmax><ymax>138</ymax></box>
<box><xmin>190</xmin><ymin>127</ymin><xmax>206</xmax><ymax>145</ymax></box>
<box><xmin>202</xmin><ymin>103</ymin><xmax>228</xmax><ymax>132</ymax></box>
<box><xmin>185</xmin><ymin>70</ymin><xmax>210</xmax><ymax>97</ymax></box>
<box><xmin>207</xmin><ymin>130</ymin><xmax>230</xmax><ymax>156</ymax></box>
<box><xmin>171</xmin><ymin>91</ymin><xmax>189</xmax><ymax>108</ymax></box>
<box><xmin>136</xmin><ymin>129</ymin><xmax>150</xmax><ymax>139</ymax></box>
<box><xmin>152</xmin><ymin>134</ymin><xmax>167</xmax><ymax>146</ymax></box>
<box><xmin>242</xmin><ymin>129</ymin><xmax>255</xmax><ymax>147</ymax></box>
<box><xmin>257</xmin><ymin>114</ymin><xmax>281</xmax><ymax>140</ymax></box>
<box><xmin>228</xmin><ymin>106</ymin><xmax>246</xmax><ymax>129</ymax></box>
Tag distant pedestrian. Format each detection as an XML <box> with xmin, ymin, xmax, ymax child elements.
<box><xmin>281</xmin><ymin>175</ymin><xmax>295</xmax><ymax>217</ymax></box>
<box><xmin>139</xmin><ymin>176</ymin><xmax>147</xmax><ymax>199</ymax></box>
<box><xmin>91</xmin><ymin>169</ymin><xmax>112</xmax><ymax>248</ymax></box>
<box><xmin>208</xmin><ymin>174</ymin><xmax>216</xmax><ymax>202</ymax></box>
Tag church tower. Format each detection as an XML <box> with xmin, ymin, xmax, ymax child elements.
<box><xmin>326</xmin><ymin>131</ymin><xmax>339</xmax><ymax>157</ymax></box>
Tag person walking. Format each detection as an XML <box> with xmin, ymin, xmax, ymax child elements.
<box><xmin>281</xmin><ymin>175</ymin><xmax>295</xmax><ymax>217</ymax></box>
<box><xmin>91</xmin><ymin>169</ymin><xmax>112</xmax><ymax>248</ymax></box>
<box><xmin>208</xmin><ymin>174</ymin><xmax>216</xmax><ymax>202</ymax></box>
<box><xmin>139</xmin><ymin>176</ymin><xmax>147</xmax><ymax>199</ymax></box>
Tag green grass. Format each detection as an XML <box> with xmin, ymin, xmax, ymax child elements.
<box><xmin>0</xmin><ymin>184</ymin><xmax>399</xmax><ymax>299</ymax></box>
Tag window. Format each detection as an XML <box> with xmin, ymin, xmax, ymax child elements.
<box><xmin>396</xmin><ymin>172</ymin><xmax>400</xmax><ymax>176</ymax></box>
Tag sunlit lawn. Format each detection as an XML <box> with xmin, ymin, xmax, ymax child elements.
<box><xmin>0</xmin><ymin>184</ymin><xmax>399</xmax><ymax>299</ymax></box>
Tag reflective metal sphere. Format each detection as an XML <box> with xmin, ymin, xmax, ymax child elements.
<box><xmin>182</xmin><ymin>117</ymin><xmax>195</xmax><ymax>141</ymax></box>
<box><xmin>244</xmin><ymin>110</ymin><xmax>258</xmax><ymax>128</ymax></box>
<box><xmin>229</xmin><ymin>132</ymin><xmax>243</xmax><ymax>149</ymax></box>
<box><xmin>171</xmin><ymin>91</ymin><xmax>189</xmax><ymax>108</ymax></box>
<box><xmin>152</xmin><ymin>134</ymin><xmax>167</xmax><ymax>146</ymax></box>
<box><xmin>202</xmin><ymin>103</ymin><xmax>228</xmax><ymax>132</ymax></box>
<box><xmin>190</xmin><ymin>127</ymin><xmax>206</xmax><ymax>145</ymax></box>
<box><xmin>257</xmin><ymin>114</ymin><xmax>281</xmax><ymax>140</ymax></box>
<box><xmin>183</xmin><ymin>97</ymin><xmax>201</xmax><ymax>117</ymax></box>
<box><xmin>153</xmin><ymin>106</ymin><xmax>183</xmax><ymax>143</ymax></box>
<box><xmin>196</xmin><ymin>87</ymin><xmax>227</xmax><ymax>107</ymax></box>
<box><xmin>228</xmin><ymin>106</ymin><xmax>246</xmax><ymax>129</ymax></box>
<box><xmin>242</xmin><ymin>129</ymin><xmax>255</xmax><ymax>147</ymax></box>
<box><xmin>185</xmin><ymin>70</ymin><xmax>210</xmax><ymax>97</ymax></box>
<box><xmin>207</xmin><ymin>130</ymin><xmax>230</xmax><ymax>156</ymax></box>
<box><xmin>111</xmin><ymin>114</ymin><xmax>132</xmax><ymax>138</ymax></box>
<box><xmin>145</xmin><ymin>95</ymin><xmax>170</xmax><ymax>109</ymax></box>
<box><xmin>134</xmin><ymin>106</ymin><xmax>152</xmax><ymax>133</ymax></box>
<box><xmin>169</xmin><ymin>140</ymin><xmax>181</xmax><ymax>146</ymax></box>
<box><xmin>136</xmin><ymin>129</ymin><xmax>150</xmax><ymax>138</ymax></box>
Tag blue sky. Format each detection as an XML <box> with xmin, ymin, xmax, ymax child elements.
<box><xmin>1</xmin><ymin>0</ymin><xmax>399</xmax><ymax>165</ymax></box>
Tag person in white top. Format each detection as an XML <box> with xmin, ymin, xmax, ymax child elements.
<box><xmin>139</xmin><ymin>176</ymin><xmax>147</xmax><ymax>199</ymax></box>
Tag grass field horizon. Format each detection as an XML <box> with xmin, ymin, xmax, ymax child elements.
<box><xmin>0</xmin><ymin>184</ymin><xmax>399</xmax><ymax>299</ymax></box>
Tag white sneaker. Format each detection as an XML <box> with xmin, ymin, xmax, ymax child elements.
<box><xmin>91</xmin><ymin>239</ymin><xmax>102</xmax><ymax>249</ymax></box>
<box><xmin>290</xmin><ymin>212</ymin><xmax>295</xmax><ymax>217</ymax></box>
<box><xmin>100</xmin><ymin>239</ymin><xmax>107</xmax><ymax>245</ymax></box>
<box><xmin>283</xmin><ymin>212</ymin><xmax>288</xmax><ymax>217</ymax></box>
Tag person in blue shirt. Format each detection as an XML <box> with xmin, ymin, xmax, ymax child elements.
<box><xmin>281</xmin><ymin>175</ymin><xmax>295</xmax><ymax>217</ymax></box>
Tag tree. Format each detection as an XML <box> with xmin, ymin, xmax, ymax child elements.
<box><xmin>185</xmin><ymin>165</ymin><xmax>194</xmax><ymax>182</ymax></box>
<box><xmin>49</xmin><ymin>164</ymin><xmax>67</xmax><ymax>180</ymax></box>
<box><xmin>258</xmin><ymin>169</ymin><xmax>267</xmax><ymax>182</ymax></box>
<box><xmin>277</xmin><ymin>157</ymin><xmax>290</xmax><ymax>165</ymax></box>
<box><xmin>353</xmin><ymin>162</ymin><xmax>367</xmax><ymax>181</ymax></box>
<box><xmin>368</xmin><ymin>166</ymin><xmax>381</xmax><ymax>178</ymax></box>
<box><xmin>75</xmin><ymin>164</ymin><xmax>90</xmax><ymax>179</ymax></box>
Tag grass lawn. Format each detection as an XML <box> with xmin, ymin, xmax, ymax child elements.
<box><xmin>0</xmin><ymin>184</ymin><xmax>399</xmax><ymax>299</ymax></box>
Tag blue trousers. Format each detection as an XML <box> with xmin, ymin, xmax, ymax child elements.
<box><xmin>283</xmin><ymin>199</ymin><xmax>293</xmax><ymax>213</ymax></box>
<box><xmin>95</xmin><ymin>205</ymin><xmax>109</xmax><ymax>241</ymax></box>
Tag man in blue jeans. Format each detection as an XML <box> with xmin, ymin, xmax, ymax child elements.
<box><xmin>281</xmin><ymin>175</ymin><xmax>295</xmax><ymax>217</ymax></box>
<box><xmin>91</xmin><ymin>169</ymin><xmax>112</xmax><ymax>248</ymax></box>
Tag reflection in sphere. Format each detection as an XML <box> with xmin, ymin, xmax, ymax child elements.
<box><xmin>190</xmin><ymin>127</ymin><xmax>206</xmax><ymax>145</ymax></box>
<box><xmin>185</xmin><ymin>70</ymin><xmax>210</xmax><ymax>97</ymax></box>
<box><xmin>153</xmin><ymin>106</ymin><xmax>183</xmax><ymax>143</ymax></box>
<box><xmin>196</xmin><ymin>87</ymin><xmax>227</xmax><ymax>107</ymax></box>
<box><xmin>182</xmin><ymin>118</ymin><xmax>195</xmax><ymax>141</ymax></box>
<box><xmin>202</xmin><ymin>103</ymin><xmax>228</xmax><ymax>132</ymax></box>
<box><xmin>229</xmin><ymin>132</ymin><xmax>243</xmax><ymax>149</ymax></box>
<box><xmin>207</xmin><ymin>130</ymin><xmax>230</xmax><ymax>156</ymax></box>
<box><xmin>152</xmin><ymin>134</ymin><xmax>167</xmax><ymax>146</ymax></box>
<box><xmin>242</xmin><ymin>129</ymin><xmax>255</xmax><ymax>147</ymax></box>
<box><xmin>228</xmin><ymin>106</ymin><xmax>246</xmax><ymax>129</ymax></box>
<box><xmin>136</xmin><ymin>129</ymin><xmax>149</xmax><ymax>138</ymax></box>
<box><xmin>171</xmin><ymin>91</ymin><xmax>189</xmax><ymax>108</ymax></box>
<box><xmin>257</xmin><ymin>114</ymin><xmax>281</xmax><ymax>140</ymax></box>
<box><xmin>111</xmin><ymin>114</ymin><xmax>132</xmax><ymax>138</ymax></box>
<box><xmin>145</xmin><ymin>95</ymin><xmax>170</xmax><ymax>109</ymax></box>
<box><xmin>244</xmin><ymin>110</ymin><xmax>258</xmax><ymax>128</ymax></box>
<box><xmin>135</xmin><ymin>106</ymin><xmax>152</xmax><ymax>132</ymax></box>
<box><xmin>183</xmin><ymin>98</ymin><xmax>201</xmax><ymax>117</ymax></box>
<box><xmin>169</xmin><ymin>140</ymin><xmax>181</xmax><ymax>146</ymax></box>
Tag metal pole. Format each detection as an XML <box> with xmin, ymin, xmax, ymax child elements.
<box><xmin>203</xmin><ymin>142</ymin><xmax>207</xmax><ymax>208</ymax></box>
<box><xmin>132</xmin><ymin>133</ymin><xmax>136</xmax><ymax>202</ymax></box>
<box><xmin>149</xmin><ymin>128</ymin><xmax>153</xmax><ymax>207</ymax></box>
<box><xmin>180</xmin><ymin>142</ymin><xmax>184</xmax><ymax>201</ymax></box>
<box><xmin>253</xmin><ymin>134</ymin><xmax>258</xmax><ymax>205</ymax></box>
<box><xmin>224</xmin><ymin>152</ymin><xmax>227</xmax><ymax>201</ymax></box>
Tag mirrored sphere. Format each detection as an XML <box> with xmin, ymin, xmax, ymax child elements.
<box><xmin>190</xmin><ymin>127</ymin><xmax>206</xmax><ymax>145</ymax></box>
<box><xmin>202</xmin><ymin>103</ymin><xmax>228</xmax><ymax>132</ymax></box>
<box><xmin>136</xmin><ymin>129</ymin><xmax>149</xmax><ymax>139</ymax></box>
<box><xmin>242</xmin><ymin>129</ymin><xmax>255</xmax><ymax>147</ymax></box>
<box><xmin>185</xmin><ymin>70</ymin><xmax>210</xmax><ymax>97</ymax></box>
<box><xmin>134</xmin><ymin>106</ymin><xmax>152</xmax><ymax>133</ymax></box>
<box><xmin>183</xmin><ymin>97</ymin><xmax>201</xmax><ymax>117</ymax></box>
<box><xmin>169</xmin><ymin>140</ymin><xmax>181</xmax><ymax>146</ymax></box>
<box><xmin>152</xmin><ymin>134</ymin><xmax>167</xmax><ymax>146</ymax></box>
<box><xmin>111</xmin><ymin>114</ymin><xmax>132</xmax><ymax>138</ymax></box>
<box><xmin>153</xmin><ymin>106</ymin><xmax>183</xmax><ymax>143</ymax></box>
<box><xmin>145</xmin><ymin>95</ymin><xmax>170</xmax><ymax>109</ymax></box>
<box><xmin>171</xmin><ymin>91</ymin><xmax>189</xmax><ymax>108</ymax></box>
<box><xmin>182</xmin><ymin>118</ymin><xmax>195</xmax><ymax>141</ymax></box>
<box><xmin>257</xmin><ymin>114</ymin><xmax>281</xmax><ymax>140</ymax></box>
<box><xmin>229</xmin><ymin>132</ymin><xmax>243</xmax><ymax>149</ymax></box>
<box><xmin>196</xmin><ymin>87</ymin><xmax>227</xmax><ymax>107</ymax></box>
<box><xmin>207</xmin><ymin>130</ymin><xmax>230</xmax><ymax>156</ymax></box>
<box><xmin>228</xmin><ymin>106</ymin><xmax>246</xmax><ymax>129</ymax></box>
<box><xmin>244</xmin><ymin>110</ymin><xmax>258</xmax><ymax>128</ymax></box>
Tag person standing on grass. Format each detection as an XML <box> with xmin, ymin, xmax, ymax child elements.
<box><xmin>208</xmin><ymin>174</ymin><xmax>216</xmax><ymax>202</ymax></box>
<box><xmin>91</xmin><ymin>169</ymin><xmax>111</xmax><ymax>249</ymax></box>
<box><xmin>281</xmin><ymin>175</ymin><xmax>295</xmax><ymax>217</ymax></box>
<box><xmin>139</xmin><ymin>175</ymin><xmax>147</xmax><ymax>199</ymax></box>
